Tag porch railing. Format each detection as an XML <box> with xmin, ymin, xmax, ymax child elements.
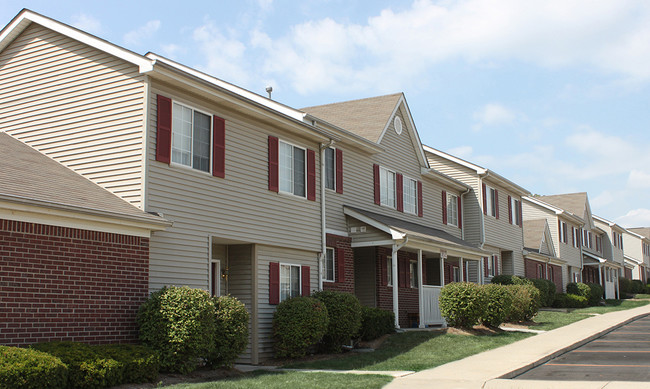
<box><xmin>421</xmin><ymin>285</ymin><xmax>445</xmax><ymax>326</ymax></box>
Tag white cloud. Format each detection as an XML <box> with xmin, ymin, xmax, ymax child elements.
<box><xmin>447</xmin><ymin>145</ymin><xmax>473</xmax><ymax>159</ymax></box>
<box><xmin>160</xmin><ymin>44</ymin><xmax>184</xmax><ymax>59</ymax></box>
<box><xmin>627</xmin><ymin>170</ymin><xmax>650</xmax><ymax>188</ymax></box>
<box><xmin>257</xmin><ymin>0</ymin><xmax>273</xmax><ymax>11</ymax></box>
<box><xmin>70</xmin><ymin>14</ymin><xmax>102</xmax><ymax>35</ymax></box>
<box><xmin>615</xmin><ymin>208</ymin><xmax>650</xmax><ymax>228</ymax></box>
<box><xmin>123</xmin><ymin>20</ymin><xmax>161</xmax><ymax>46</ymax></box>
<box><xmin>193</xmin><ymin>21</ymin><xmax>251</xmax><ymax>87</ymax></box>
<box><xmin>472</xmin><ymin>103</ymin><xmax>518</xmax><ymax>131</ymax></box>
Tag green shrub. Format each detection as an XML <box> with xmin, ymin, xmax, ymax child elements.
<box><xmin>566</xmin><ymin>282</ymin><xmax>590</xmax><ymax>298</ymax></box>
<box><xmin>137</xmin><ymin>286</ymin><xmax>217</xmax><ymax>374</ymax></box>
<box><xmin>618</xmin><ymin>277</ymin><xmax>632</xmax><ymax>297</ymax></box>
<box><xmin>553</xmin><ymin>293</ymin><xmax>588</xmax><ymax>308</ymax></box>
<box><xmin>506</xmin><ymin>284</ymin><xmax>540</xmax><ymax>322</ymax></box>
<box><xmin>95</xmin><ymin>344</ymin><xmax>159</xmax><ymax>384</ymax></box>
<box><xmin>528</xmin><ymin>278</ymin><xmax>556</xmax><ymax>307</ymax></box>
<box><xmin>208</xmin><ymin>295</ymin><xmax>250</xmax><ymax>368</ymax></box>
<box><xmin>0</xmin><ymin>346</ymin><xmax>68</xmax><ymax>389</ymax></box>
<box><xmin>631</xmin><ymin>280</ymin><xmax>646</xmax><ymax>294</ymax></box>
<box><xmin>480</xmin><ymin>284</ymin><xmax>512</xmax><ymax>327</ymax></box>
<box><xmin>312</xmin><ymin>291</ymin><xmax>363</xmax><ymax>352</ymax></box>
<box><xmin>273</xmin><ymin>297</ymin><xmax>329</xmax><ymax>358</ymax></box>
<box><xmin>358</xmin><ymin>306</ymin><xmax>395</xmax><ymax>341</ymax></box>
<box><xmin>31</xmin><ymin>342</ymin><xmax>122</xmax><ymax>389</ymax></box>
<box><xmin>585</xmin><ymin>283</ymin><xmax>604</xmax><ymax>306</ymax></box>
<box><xmin>439</xmin><ymin>282</ymin><xmax>487</xmax><ymax>328</ymax></box>
<box><xmin>491</xmin><ymin>275</ymin><xmax>531</xmax><ymax>286</ymax></box>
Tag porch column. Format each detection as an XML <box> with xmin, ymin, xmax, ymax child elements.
<box><xmin>392</xmin><ymin>244</ymin><xmax>400</xmax><ymax>329</ymax></box>
<box><xmin>598</xmin><ymin>264</ymin><xmax>602</xmax><ymax>285</ymax></box>
<box><xmin>459</xmin><ymin>257</ymin><xmax>464</xmax><ymax>282</ymax></box>
<box><xmin>417</xmin><ymin>249</ymin><xmax>424</xmax><ymax>328</ymax></box>
<box><xmin>440</xmin><ymin>254</ymin><xmax>445</xmax><ymax>287</ymax></box>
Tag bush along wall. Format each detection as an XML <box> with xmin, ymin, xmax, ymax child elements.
<box><xmin>272</xmin><ymin>297</ymin><xmax>329</xmax><ymax>358</ymax></box>
<box><xmin>312</xmin><ymin>291</ymin><xmax>362</xmax><ymax>352</ymax></box>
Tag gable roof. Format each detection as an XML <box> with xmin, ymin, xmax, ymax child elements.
<box><xmin>536</xmin><ymin>192</ymin><xmax>593</xmax><ymax>228</ymax></box>
<box><xmin>523</xmin><ymin>219</ymin><xmax>547</xmax><ymax>251</ymax></box>
<box><xmin>0</xmin><ymin>132</ymin><xmax>168</xmax><ymax>227</ymax></box>
<box><xmin>628</xmin><ymin>227</ymin><xmax>650</xmax><ymax>239</ymax></box>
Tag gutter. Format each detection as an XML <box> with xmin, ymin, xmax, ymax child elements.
<box><xmin>319</xmin><ymin>139</ymin><xmax>335</xmax><ymax>291</ymax></box>
<box><xmin>478</xmin><ymin>171</ymin><xmax>490</xmax><ymax>249</ymax></box>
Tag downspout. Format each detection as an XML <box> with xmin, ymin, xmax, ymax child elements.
<box><xmin>392</xmin><ymin>236</ymin><xmax>409</xmax><ymax>329</ymax></box>
<box><xmin>478</xmin><ymin>171</ymin><xmax>490</xmax><ymax>249</ymax></box>
<box><xmin>460</xmin><ymin>187</ymin><xmax>471</xmax><ymax>241</ymax></box>
<box><xmin>319</xmin><ymin>139</ymin><xmax>335</xmax><ymax>291</ymax></box>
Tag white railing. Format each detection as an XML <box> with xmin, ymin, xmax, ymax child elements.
<box><xmin>421</xmin><ymin>285</ymin><xmax>445</xmax><ymax>326</ymax></box>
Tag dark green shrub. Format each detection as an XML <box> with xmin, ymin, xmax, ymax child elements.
<box><xmin>0</xmin><ymin>346</ymin><xmax>68</xmax><ymax>389</ymax></box>
<box><xmin>491</xmin><ymin>275</ymin><xmax>531</xmax><ymax>285</ymax></box>
<box><xmin>273</xmin><ymin>297</ymin><xmax>329</xmax><ymax>358</ymax></box>
<box><xmin>553</xmin><ymin>293</ymin><xmax>588</xmax><ymax>308</ymax></box>
<box><xmin>585</xmin><ymin>283</ymin><xmax>604</xmax><ymax>306</ymax></box>
<box><xmin>618</xmin><ymin>277</ymin><xmax>632</xmax><ymax>297</ymax></box>
<box><xmin>631</xmin><ymin>280</ymin><xmax>645</xmax><ymax>294</ymax></box>
<box><xmin>137</xmin><ymin>286</ymin><xmax>217</xmax><ymax>374</ymax></box>
<box><xmin>480</xmin><ymin>284</ymin><xmax>512</xmax><ymax>327</ymax></box>
<box><xmin>31</xmin><ymin>342</ymin><xmax>122</xmax><ymax>389</ymax></box>
<box><xmin>208</xmin><ymin>295</ymin><xmax>250</xmax><ymax>368</ymax></box>
<box><xmin>312</xmin><ymin>291</ymin><xmax>363</xmax><ymax>352</ymax></box>
<box><xmin>358</xmin><ymin>306</ymin><xmax>395</xmax><ymax>341</ymax></box>
<box><xmin>439</xmin><ymin>282</ymin><xmax>487</xmax><ymax>328</ymax></box>
<box><xmin>95</xmin><ymin>344</ymin><xmax>159</xmax><ymax>384</ymax></box>
<box><xmin>506</xmin><ymin>284</ymin><xmax>540</xmax><ymax>322</ymax></box>
<box><xmin>567</xmin><ymin>282</ymin><xmax>590</xmax><ymax>298</ymax></box>
<box><xmin>529</xmin><ymin>278</ymin><xmax>556</xmax><ymax>307</ymax></box>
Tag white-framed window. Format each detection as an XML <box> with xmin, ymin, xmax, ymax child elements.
<box><xmin>511</xmin><ymin>197</ymin><xmax>521</xmax><ymax>225</ymax></box>
<box><xmin>485</xmin><ymin>185</ymin><xmax>497</xmax><ymax>217</ymax></box>
<box><xmin>324</xmin><ymin>147</ymin><xmax>335</xmax><ymax>191</ymax></box>
<box><xmin>386</xmin><ymin>256</ymin><xmax>394</xmax><ymax>286</ymax></box>
<box><xmin>403</xmin><ymin>176</ymin><xmax>418</xmax><ymax>215</ymax></box>
<box><xmin>549</xmin><ymin>267</ymin><xmax>555</xmax><ymax>282</ymax></box>
<box><xmin>559</xmin><ymin>221</ymin><xmax>568</xmax><ymax>244</ymax></box>
<box><xmin>209</xmin><ymin>259</ymin><xmax>221</xmax><ymax>297</ymax></box>
<box><xmin>453</xmin><ymin>266</ymin><xmax>460</xmax><ymax>282</ymax></box>
<box><xmin>537</xmin><ymin>263</ymin><xmax>544</xmax><ymax>279</ymax></box>
<box><xmin>172</xmin><ymin>102</ymin><xmax>212</xmax><ymax>172</ymax></box>
<box><xmin>572</xmin><ymin>227</ymin><xmax>580</xmax><ymax>248</ymax></box>
<box><xmin>380</xmin><ymin>167</ymin><xmax>396</xmax><ymax>208</ymax></box>
<box><xmin>409</xmin><ymin>260</ymin><xmax>418</xmax><ymax>288</ymax></box>
<box><xmin>280</xmin><ymin>263</ymin><xmax>301</xmax><ymax>302</ymax></box>
<box><xmin>447</xmin><ymin>193</ymin><xmax>459</xmax><ymax>227</ymax></box>
<box><xmin>324</xmin><ymin>247</ymin><xmax>335</xmax><ymax>282</ymax></box>
<box><xmin>279</xmin><ymin>141</ymin><xmax>306</xmax><ymax>197</ymax></box>
<box><xmin>487</xmin><ymin>255</ymin><xmax>498</xmax><ymax>277</ymax></box>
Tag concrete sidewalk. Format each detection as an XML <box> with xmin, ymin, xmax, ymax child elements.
<box><xmin>385</xmin><ymin>303</ymin><xmax>650</xmax><ymax>389</ymax></box>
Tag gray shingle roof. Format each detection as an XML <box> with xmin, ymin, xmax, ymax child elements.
<box><xmin>629</xmin><ymin>227</ymin><xmax>650</xmax><ymax>239</ymax></box>
<box><xmin>523</xmin><ymin>219</ymin><xmax>547</xmax><ymax>252</ymax></box>
<box><xmin>537</xmin><ymin>192</ymin><xmax>588</xmax><ymax>220</ymax></box>
<box><xmin>302</xmin><ymin>93</ymin><xmax>403</xmax><ymax>143</ymax></box>
<box><xmin>0</xmin><ymin>132</ymin><xmax>166</xmax><ymax>225</ymax></box>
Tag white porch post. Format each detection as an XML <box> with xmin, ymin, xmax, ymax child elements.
<box><xmin>440</xmin><ymin>254</ymin><xmax>445</xmax><ymax>287</ymax></box>
<box><xmin>392</xmin><ymin>244</ymin><xmax>400</xmax><ymax>329</ymax></box>
<box><xmin>598</xmin><ymin>264</ymin><xmax>602</xmax><ymax>286</ymax></box>
<box><xmin>459</xmin><ymin>257</ymin><xmax>464</xmax><ymax>282</ymax></box>
<box><xmin>417</xmin><ymin>249</ymin><xmax>424</xmax><ymax>328</ymax></box>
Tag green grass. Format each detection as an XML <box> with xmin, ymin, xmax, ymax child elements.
<box><xmin>162</xmin><ymin>371</ymin><xmax>391</xmax><ymax>389</ymax></box>
<box><xmin>533</xmin><ymin>299</ymin><xmax>650</xmax><ymax>330</ymax></box>
<box><xmin>634</xmin><ymin>294</ymin><xmax>650</xmax><ymax>299</ymax></box>
<box><xmin>578</xmin><ymin>299</ymin><xmax>649</xmax><ymax>313</ymax></box>
<box><xmin>284</xmin><ymin>330</ymin><xmax>532</xmax><ymax>372</ymax></box>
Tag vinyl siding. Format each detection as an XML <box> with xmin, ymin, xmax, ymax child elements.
<box><xmin>0</xmin><ymin>23</ymin><xmax>146</xmax><ymax>206</ymax></box>
<box><xmin>146</xmin><ymin>81</ymin><xmax>322</xmax><ymax>289</ymax></box>
<box><xmin>227</xmin><ymin>244</ymin><xmax>254</xmax><ymax>362</ymax></box>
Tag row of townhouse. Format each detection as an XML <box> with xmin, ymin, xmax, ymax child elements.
<box><xmin>1</xmin><ymin>10</ymin><xmax>648</xmax><ymax>363</ymax></box>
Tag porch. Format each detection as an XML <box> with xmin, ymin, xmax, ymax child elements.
<box><xmin>583</xmin><ymin>252</ymin><xmax>621</xmax><ymax>300</ymax></box>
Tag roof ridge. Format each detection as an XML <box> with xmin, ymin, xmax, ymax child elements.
<box><xmin>301</xmin><ymin>92</ymin><xmax>402</xmax><ymax>110</ymax></box>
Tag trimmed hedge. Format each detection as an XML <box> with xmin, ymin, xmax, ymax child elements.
<box><xmin>0</xmin><ymin>346</ymin><xmax>68</xmax><ymax>389</ymax></box>
<box><xmin>585</xmin><ymin>283</ymin><xmax>604</xmax><ymax>306</ymax></box>
<box><xmin>312</xmin><ymin>291</ymin><xmax>362</xmax><ymax>352</ymax></box>
<box><xmin>439</xmin><ymin>282</ymin><xmax>487</xmax><ymax>328</ymax></box>
<box><xmin>619</xmin><ymin>277</ymin><xmax>632</xmax><ymax>297</ymax></box>
<box><xmin>507</xmin><ymin>284</ymin><xmax>540</xmax><ymax>322</ymax></box>
<box><xmin>358</xmin><ymin>306</ymin><xmax>395</xmax><ymax>341</ymax></box>
<box><xmin>529</xmin><ymin>278</ymin><xmax>556</xmax><ymax>307</ymax></box>
<box><xmin>631</xmin><ymin>280</ymin><xmax>646</xmax><ymax>294</ymax></box>
<box><xmin>566</xmin><ymin>282</ymin><xmax>590</xmax><ymax>298</ymax></box>
<box><xmin>553</xmin><ymin>293</ymin><xmax>588</xmax><ymax>308</ymax></box>
<box><xmin>273</xmin><ymin>297</ymin><xmax>329</xmax><ymax>358</ymax></box>
<box><xmin>491</xmin><ymin>275</ymin><xmax>531</xmax><ymax>286</ymax></box>
<box><xmin>137</xmin><ymin>286</ymin><xmax>217</xmax><ymax>374</ymax></box>
<box><xmin>95</xmin><ymin>344</ymin><xmax>159</xmax><ymax>384</ymax></box>
<box><xmin>480</xmin><ymin>284</ymin><xmax>512</xmax><ymax>327</ymax></box>
<box><xmin>208</xmin><ymin>295</ymin><xmax>250</xmax><ymax>368</ymax></box>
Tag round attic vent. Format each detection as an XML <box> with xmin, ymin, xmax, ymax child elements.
<box><xmin>394</xmin><ymin>116</ymin><xmax>403</xmax><ymax>135</ymax></box>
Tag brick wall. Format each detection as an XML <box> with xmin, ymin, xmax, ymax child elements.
<box><xmin>323</xmin><ymin>234</ymin><xmax>355</xmax><ymax>294</ymax></box>
<box><xmin>0</xmin><ymin>219</ymin><xmax>149</xmax><ymax>346</ymax></box>
<box><xmin>376</xmin><ymin>247</ymin><xmax>419</xmax><ymax>328</ymax></box>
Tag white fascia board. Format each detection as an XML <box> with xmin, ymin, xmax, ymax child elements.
<box><xmin>377</xmin><ymin>95</ymin><xmax>428</xmax><ymax>168</ymax></box>
<box><xmin>482</xmin><ymin>170</ymin><xmax>530</xmax><ymax>197</ymax></box>
<box><xmin>423</xmin><ymin>145</ymin><xmax>486</xmax><ymax>175</ymax></box>
<box><xmin>1</xmin><ymin>10</ymin><xmax>153</xmax><ymax>72</ymax></box>
<box><xmin>583</xmin><ymin>251</ymin><xmax>607</xmax><ymax>263</ymax></box>
<box><xmin>343</xmin><ymin>207</ymin><xmax>405</xmax><ymax>240</ymax></box>
<box><xmin>593</xmin><ymin>214</ymin><xmax>624</xmax><ymax>232</ymax></box>
<box><xmin>624</xmin><ymin>255</ymin><xmax>642</xmax><ymax>265</ymax></box>
<box><xmin>146</xmin><ymin>53</ymin><xmax>305</xmax><ymax>122</ymax></box>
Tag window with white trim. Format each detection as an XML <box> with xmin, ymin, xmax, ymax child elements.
<box><xmin>386</xmin><ymin>256</ymin><xmax>394</xmax><ymax>286</ymax></box>
<box><xmin>403</xmin><ymin>176</ymin><xmax>418</xmax><ymax>214</ymax></box>
<box><xmin>409</xmin><ymin>260</ymin><xmax>418</xmax><ymax>288</ymax></box>
<box><xmin>511</xmin><ymin>197</ymin><xmax>521</xmax><ymax>225</ymax></box>
<box><xmin>172</xmin><ymin>102</ymin><xmax>212</xmax><ymax>172</ymax></box>
<box><xmin>280</xmin><ymin>264</ymin><xmax>301</xmax><ymax>302</ymax></box>
<box><xmin>324</xmin><ymin>248</ymin><xmax>335</xmax><ymax>282</ymax></box>
<box><xmin>559</xmin><ymin>221</ymin><xmax>568</xmax><ymax>244</ymax></box>
<box><xmin>537</xmin><ymin>263</ymin><xmax>544</xmax><ymax>278</ymax></box>
<box><xmin>279</xmin><ymin>141</ymin><xmax>306</xmax><ymax>197</ymax></box>
<box><xmin>447</xmin><ymin>193</ymin><xmax>459</xmax><ymax>227</ymax></box>
<box><xmin>487</xmin><ymin>255</ymin><xmax>497</xmax><ymax>277</ymax></box>
<box><xmin>324</xmin><ymin>147</ymin><xmax>335</xmax><ymax>190</ymax></box>
<box><xmin>380</xmin><ymin>167</ymin><xmax>396</xmax><ymax>208</ymax></box>
<box><xmin>573</xmin><ymin>227</ymin><xmax>580</xmax><ymax>248</ymax></box>
<box><xmin>453</xmin><ymin>266</ymin><xmax>460</xmax><ymax>282</ymax></box>
<box><xmin>486</xmin><ymin>185</ymin><xmax>497</xmax><ymax>217</ymax></box>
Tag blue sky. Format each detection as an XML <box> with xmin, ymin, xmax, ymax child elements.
<box><xmin>3</xmin><ymin>0</ymin><xmax>650</xmax><ymax>227</ymax></box>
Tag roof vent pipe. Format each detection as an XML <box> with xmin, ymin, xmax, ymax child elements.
<box><xmin>266</xmin><ymin>86</ymin><xmax>273</xmax><ymax>99</ymax></box>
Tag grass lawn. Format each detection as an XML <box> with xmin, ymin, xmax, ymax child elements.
<box><xmin>633</xmin><ymin>294</ymin><xmax>650</xmax><ymax>299</ymax></box>
<box><xmin>532</xmin><ymin>299</ymin><xmax>650</xmax><ymax>331</ymax></box>
<box><xmin>284</xmin><ymin>330</ymin><xmax>532</xmax><ymax>372</ymax></box>
<box><xmin>162</xmin><ymin>371</ymin><xmax>391</xmax><ymax>389</ymax></box>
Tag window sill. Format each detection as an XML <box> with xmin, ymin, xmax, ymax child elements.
<box><xmin>168</xmin><ymin>161</ymin><xmax>214</xmax><ymax>177</ymax></box>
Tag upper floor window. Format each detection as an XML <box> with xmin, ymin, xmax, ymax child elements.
<box><xmin>324</xmin><ymin>147</ymin><xmax>335</xmax><ymax>190</ymax></box>
<box><xmin>510</xmin><ymin>197</ymin><xmax>521</xmax><ymax>226</ymax></box>
<box><xmin>559</xmin><ymin>221</ymin><xmax>568</xmax><ymax>244</ymax></box>
<box><xmin>279</xmin><ymin>141</ymin><xmax>306</xmax><ymax>197</ymax></box>
<box><xmin>484</xmin><ymin>185</ymin><xmax>497</xmax><ymax>217</ymax></box>
<box><xmin>447</xmin><ymin>193</ymin><xmax>459</xmax><ymax>227</ymax></box>
<box><xmin>172</xmin><ymin>102</ymin><xmax>211</xmax><ymax>172</ymax></box>
<box><xmin>380</xmin><ymin>167</ymin><xmax>396</xmax><ymax>208</ymax></box>
<box><xmin>403</xmin><ymin>177</ymin><xmax>418</xmax><ymax>215</ymax></box>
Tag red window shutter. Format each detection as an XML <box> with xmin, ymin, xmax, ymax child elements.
<box><xmin>518</xmin><ymin>201</ymin><xmax>523</xmax><ymax>228</ymax></box>
<box><xmin>484</xmin><ymin>257</ymin><xmax>489</xmax><ymax>277</ymax></box>
<box><xmin>269</xmin><ymin>262</ymin><xmax>280</xmax><ymax>305</ymax></box>
<box><xmin>396</xmin><ymin>173</ymin><xmax>404</xmax><ymax>212</ymax></box>
<box><xmin>442</xmin><ymin>191</ymin><xmax>448</xmax><ymax>225</ymax></box>
<box><xmin>307</xmin><ymin>149</ymin><xmax>316</xmax><ymax>201</ymax></box>
<box><xmin>482</xmin><ymin>183</ymin><xmax>487</xmax><ymax>215</ymax></box>
<box><xmin>212</xmin><ymin>115</ymin><xmax>225</xmax><ymax>178</ymax></box>
<box><xmin>457</xmin><ymin>195</ymin><xmax>462</xmax><ymax>229</ymax></box>
<box><xmin>335</xmin><ymin>149</ymin><xmax>343</xmax><ymax>194</ymax></box>
<box><xmin>373</xmin><ymin>164</ymin><xmax>380</xmax><ymax>205</ymax></box>
<box><xmin>417</xmin><ymin>180</ymin><xmax>423</xmax><ymax>217</ymax></box>
<box><xmin>301</xmin><ymin>266</ymin><xmax>310</xmax><ymax>296</ymax></box>
<box><xmin>268</xmin><ymin>136</ymin><xmax>279</xmax><ymax>192</ymax></box>
<box><xmin>495</xmin><ymin>189</ymin><xmax>500</xmax><ymax>219</ymax></box>
<box><xmin>156</xmin><ymin>95</ymin><xmax>172</xmax><ymax>164</ymax></box>
<box><xmin>508</xmin><ymin>195</ymin><xmax>512</xmax><ymax>224</ymax></box>
<box><xmin>381</xmin><ymin>255</ymin><xmax>388</xmax><ymax>286</ymax></box>
<box><xmin>495</xmin><ymin>255</ymin><xmax>499</xmax><ymax>276</ymax></box>
<box><xmin>336</xmin><ymin>247</ymin><xmax>345</xmax><ymax>283</ymax></box>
